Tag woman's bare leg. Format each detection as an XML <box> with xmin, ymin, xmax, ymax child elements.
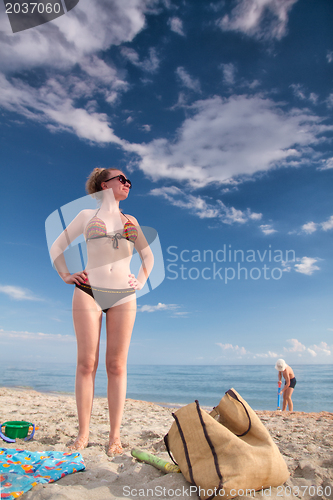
<box><xmin>69</xmin><ymin>287</ymin><xmax>102</xmax><ymax>449</ymax></box>
<box><xmin>105</xmin><ymin>298</ymin><xmax>136</xmax><ymax>455</ymax></box>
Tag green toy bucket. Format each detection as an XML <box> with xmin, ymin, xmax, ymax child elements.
<box><xmin>1</xmin><ymin>421</ymin><xmax>34</xmax><ymax>439</ymax></box>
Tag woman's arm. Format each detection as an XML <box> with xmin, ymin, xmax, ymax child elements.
<box><xmin>128</xmin><ymin>216</ymin><xmax>154</xmax><ymax>290</ymax></box>
<box><xmin>50</xmin><ymin>210</ymin><xmax>89</xmax><ymax>285</ymax></box>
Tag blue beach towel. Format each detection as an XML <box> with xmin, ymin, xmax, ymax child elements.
<box><xmin>0</xmin><ymin>448</ymin><xmax>85</xmax><ymax>499</ymax></box>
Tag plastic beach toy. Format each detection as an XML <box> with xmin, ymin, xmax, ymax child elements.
<box><xmin>277</xmin><ymin>381</ymin><xmax>282</xmax><ymax>411</ymax></box>
<box><xmin>131</xmin><ymin>448</ymin><xmax>180</xmax><ymax>473</ymax></box>
<box><xmin>0</xmin><ymin>420</ymin><xmax>35</xmax><ymax>443</ymax></box>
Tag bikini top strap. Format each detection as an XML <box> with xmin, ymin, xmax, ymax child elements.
<box><xmin>121</xmin><ymin>212</ymin><xmax>131</xmax><ymax>222</ymax></box>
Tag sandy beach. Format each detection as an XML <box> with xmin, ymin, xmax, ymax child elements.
<box><xmin>1</xmin><ymin>387</ymin><xmax>333</xmax><ymax>500</ymax></box>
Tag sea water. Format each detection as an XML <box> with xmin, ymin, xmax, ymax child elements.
<box><xmin>0</xmin><ymin>362</ymin><xmax>332</xmax><ymax>413</ymax></box>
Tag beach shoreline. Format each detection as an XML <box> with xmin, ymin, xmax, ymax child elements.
<box><xmin>1</xmin><ymin>387</ymin><xmax>333</xmax><ymax>499</ymax></box>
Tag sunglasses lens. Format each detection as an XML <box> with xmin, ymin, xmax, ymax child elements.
<box><xmin>119</xmin><ymin>175</ymin><xmax>132</xmax><ymax>188</ymax></box>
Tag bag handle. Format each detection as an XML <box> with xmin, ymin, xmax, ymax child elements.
<box><xmin>225</xmin><ymin>389</ymin><xmax>252</xmax><ymax>437</ymax></box>
<box><xmin>195</xmin><ymin>400</ymin><xmax>223</xmax><ymax>498</ymax></box>
<box><xmin>165</xmin><ymin>412</ymin><xmax>199</xmax><ymax>488</ymax></box>
<box><xmin>164</xmin><ymin>431</ymin><xmax>178</xmax><ymax>466</ymax></box>
<box><xmin>165</xmin><ymin>403</ymin><xmax>223</xmax><ymax>499</ymax></box>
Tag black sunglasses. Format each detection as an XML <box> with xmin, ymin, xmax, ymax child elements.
<box><xmin>104</xmin><ymin>174</ymin><xmax>132</xmax><ymax>189</ymax></box>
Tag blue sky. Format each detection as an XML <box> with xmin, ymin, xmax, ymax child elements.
<box><xmin>0</xmin><ymin>0</ymin><xmax>332</xmax><ymax>366</ymax></box>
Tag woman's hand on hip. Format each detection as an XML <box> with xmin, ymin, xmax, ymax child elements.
<box><xmin>128</xmin><ymin>274</ymin><xmax>143</xmax><ymax>290</ymax></box>
<box><xmin>63</xmin><ymin>271</ymin><xmax>89</xmax><ymax>286</ymax></box>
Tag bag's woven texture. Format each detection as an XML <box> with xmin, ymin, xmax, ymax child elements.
<box><xmin>165</xmin><ymin>389</ymin><xmax>289</xmax><ymax>500</ymax></box>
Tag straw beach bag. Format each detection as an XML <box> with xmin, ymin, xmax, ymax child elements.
<box><xmin>164</xmin><ymin>389</ymin><xmax>289</xmax><ymax>500</ymax></box>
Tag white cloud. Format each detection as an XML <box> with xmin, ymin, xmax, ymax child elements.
<box><xmin>291</xmin><ymin>85</ymin><xmax>318</xmax><ymax>104</ymax></box>
<box><xmin>0</xmin><ymin>1</ymin><xmax>159</xmax><ymax>144</ymax></box>
<box><xmin>290</xmin><ymin>83</ymin><xmax>306</xmax><ymax>100</ymax></box>
<box><xmin>308</xmin><ymin>342</ymin><xmax>331</xmax><ymax>356</ymax></box>
<box><xmin>0</xmin><ymin>74</ymin><xmax>125</xmax><ymax>144</ymax></box>
<box><xmin>0</xmin><ymin>285</ymin><xmax>43</xmax><ymax>301</ymax></box>
<box><xmin>79</xmin><ymin>55</ymin><xmax>127</xmax><ymax>88</ymax></box>
<box><xmin>307</xmin><ymin>348</ymin><xmax>316</xmax><ymax>357</ymax></box>
<box><xmin>141</xmin><ymin>124</ymin><xmax>152</xmax><ymax>132</ymax></box>
<box><xmin>170</xmin><ymin>92</ymin><xmax>189</xmax><ymax>110</ymax></box>
<box><xmin>120</xmin><ymin>46</ymin><xmax>160</xmax><ymax>73</ymax></box>
<box><xmin>318</xmin><ymin>158</ymin><xmax>333</xmax><ymax>171</ymax></box>
<box><xmin>221</xmin><ymin>206</ymin><xmax>247</xmax><ymax>224</ymax></box>
<box><xmin>309</xmin><ymin>93</ymin><xmax>318</xmax><ymax>104</ymax></box>
<box><xmin>217</xmin><ymin>343</ymin><xmax>234</xmax><ymax>350</ymax></box>
<box><xmin>219</xmin><ymin>340</ymin><xmax>333</xmax><ymax>361</ymax></box>
<box><xmin>283</xmin><ymin>338</ymin><xmax>332</xmax><ymax>359</ymax></box>
<box><xmin>298</xmin><ymin>215</ymin><xmax>333</xmax><ymax>234</ymax></box>
<box><xmin>218</xmin><ymin>0</ymin><xmax>298</xmax><ymax>41</ymax></box>
<box><xmin>284</xmin><ymin>255</ymin><xmax>321</xmax><ymax>275</ymax></box>
<box><xmin>137</xmin><ymin>302</ymin><xmax>180</xmax><ymax>313</ymax></box>
<box><xmin>321</xmin><ymin>215</ymin><xmax>333</xmax><ymax>231</ymax></box>
<box><xmin>150</xmin><ymin>187</ymin><xmax>220</xmax><ymax>218</ymax></box>
<box><xmin>284</xmin><ymin>338</ymin><xmax>306</xmax><ymax>353</ymax></box>
<box><xmin>284</xmin><ymin>339</ymin><xmax>332</xmax><ymax>357</ymax></box>
<box><xmin>140</xmin><ymin>48</ymin><xmax>160</xmax><ymax>74</ymax></box>
<box><xmin>248</xmin><ymin>212</ymin><xmax>263</xmax><ymax>221</ymax></box>
<box><xmin>294</xmin><ymin>257</ymin><xmax>320</xmax><ymax>275</ymax></box>
<box><xmin>260</xmin><ymin>224</ymin><xmax>277</xmax><ymax>235</ymax></box>
<box><xmin>47</xmin><ymin>103</ymin><xmax>124</xmax><ymax>143</ymax></box>
<box><xmin>281</xmin><ymin>260</ymin><xmax>292</xmax><ymax>272</ymax></box>
<box><xmin>150</xmin><ymin>186</ymin><xmax>261</xmax><ymax>224</ymax></box>
<box><xmin>0</xmin><ymin>0</ymin><xmax>330</xmax><ymax>187</ymax></box>
<box><xmin>120</xmin><ymin>47</ymin><xmax>140</xmax><ymax>65</ymax></box>
<box><xmin>220</xmin><ymin>63</ymin><xmax>236</xmax><ymax>85</ymax></box>
<box><xmin>326</xmin><ymin>94</ymin><xmax>333</xmax><ymax>108</ymax></box>
<box><xmin>208</xmin><ymin>1</ymin><xmax>225</xmax><ymax>13</ymax></box>
<box><xmin>327</xmin><ymin>51</ymin><xmax>333</xmax><ymax>63</ymax></box>
<box><xmin>301</xmin><ymin>221</ymin><xmax>317</xmax><ymax>234</ymax></box>
<box><xmin>168</xmin><ymin>17</ymin><xmax>185</xmax><ymax>36</ymax></box>
<box><xmin>255</xmin><ymin>351</ymin><xmax>278</xmax><ymax>358</ymax></box>
<box><xmin>125</xmin><ymin>95</ymin><xmax>331</xmax><ymax>187</ymax></box>
<box><xmin>0</xmin><ymin>0</ymin><xmax>154</xmax><ymax>73</ymax></box>
<box><xmin>175</xmin><ymin>67</ymin><xmax>201</xmax><ymax>92</ymax></box>
<box><xmin>0</xmin><ymin>328</ymin><xmax>74</xmax><ymax>341</ymax></box>
<box><xmin>216</xmin><ymin>343</ymin><xmax>247</xmax><ymax>355</ymax></box>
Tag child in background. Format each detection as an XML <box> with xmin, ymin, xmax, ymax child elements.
<box><xmin>275</xmin><ymin>359</ymin><xmax>296</xmax><ymax>411</ymax></box>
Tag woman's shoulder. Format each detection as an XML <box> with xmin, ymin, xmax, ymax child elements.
<box><xmin>77</xmin><ymin>208</ymin><xmax>98</xmax><ymax>220</ymax></box>
<box><xmin>123</xmin><ymin>213</ymin><xmax>139</xmax><ymax>225</ymax></box>
<box><xmin>69</xmin><ymin>209</ymin><xmax>97</xmax><ymax>227</ymax></box>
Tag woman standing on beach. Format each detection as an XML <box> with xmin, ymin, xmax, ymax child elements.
<box><xmin>50</xmin><ymin>168</ymin><xmax>154</xmax><ymax>455</ymax></box>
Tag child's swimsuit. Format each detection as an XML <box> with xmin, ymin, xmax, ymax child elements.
<box><xmin>285</xmin><ymin>377</ymin><xmax>297</xmax><ymax>389</ymax></box>
<box><xmin>76</xmin><ymin>211</ymin><xmax>138</xmax><ymax>312</ymax></box>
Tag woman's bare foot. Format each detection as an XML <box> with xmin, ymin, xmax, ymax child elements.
<box><xmin>107</xmin><ymin>439</ymin><xmax>123</xmax><ymax>456</ymax></box>
<box><xmin>68</xmin><ymin>435</ymin><xmax>89</xmax><ymax>450</ymax></box>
